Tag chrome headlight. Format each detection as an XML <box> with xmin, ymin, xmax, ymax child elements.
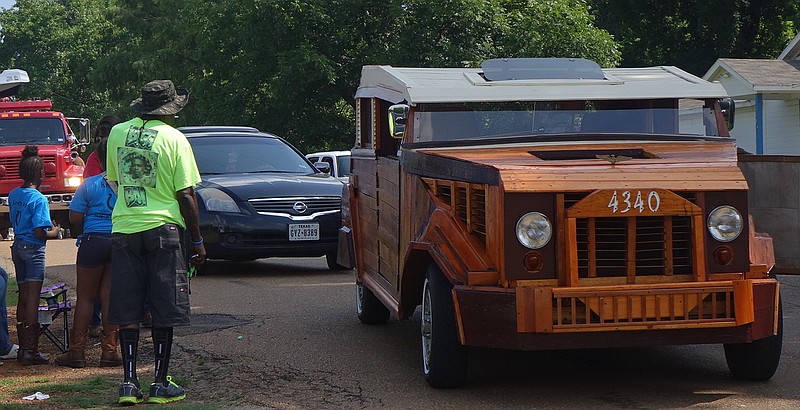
<box><xmin>197</xmin><ymin>187</ymin><xmax>241</xmax><ymax>213</ymax></box>
<box><xmin>516</xmin><ymin>212</ymin><xmax>552</xmax><ymax>249</ymax></box>
<box><xmin>707</xmin><ymin>205</ymin><xmax>743</xmax><ymax>242</ymax></box>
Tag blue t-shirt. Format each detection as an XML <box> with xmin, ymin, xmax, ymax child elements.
<box><xmin>8</xmin><ymin>187</ymin><xmax>51</xmax><ymax>246</ymax></box>
<box><xmin>69</xmin><ymin>174</ymin><xmax>116</xmax><ymax>234</ymax></box>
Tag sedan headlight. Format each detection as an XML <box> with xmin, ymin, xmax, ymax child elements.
<box><xmin>197</xmin><ymin>187</ymin><xmax>241</xmax><ymax>213</ymax></box>
<box><xmin>516</xmin><ymin>212</ymin><xmax>552</xmax><ymax>249</ymax></box>
<box><xmin>707</xmin><ymin>205</ymin><xmax>743</xmax><ymax>242</ymax></box>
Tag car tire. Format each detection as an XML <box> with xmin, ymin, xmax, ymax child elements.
<box><xmin>421</xmin><ymin>264</ymin><xmax>468</xmax><ymax>388</ymax></box>
<box><xmin>326</xmin><ymin>253</ymin><xmax>347</xmax><ymax>270</ymax></box>
<box><xmin>724</xmin><ymin>296</ymin><xmax>783</xmax><ymax>381</ymax></box>
<box><xmin>356</xmin><ymin>282</ymin><xmax>390</xmax><ymax>324</ymax></box>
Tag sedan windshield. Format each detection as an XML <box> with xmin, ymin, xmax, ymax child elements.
<box><xmin>413</xmin><ymin>99</ymin><xmax>720</xmax><ymax>143</ymax></box>
<box><xmin>189</xmin><ymin>136</ymin><xmax>315</xmax><ymax>174</ymax></box>
<box><xmin>0</xmin><ymin>118</ymin><xmax>66</xmax><ymax>146</ymax></box>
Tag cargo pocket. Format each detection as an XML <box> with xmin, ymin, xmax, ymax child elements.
<box><xmin>176</xmin><ymin>271</ymin><xmax>190</xmax><ymax>306</ymax></box>
<box><xmin>158</xmin><ymin>224</ymin><xmax>182</xmax><ymax>252</ymax></box>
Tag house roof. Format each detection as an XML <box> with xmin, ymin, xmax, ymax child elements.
<box><xmin>703</xmin><ymin>58</ymin><xmax>800</xmax><ymax>97</ymax></box>
<box><xmin>357</xmin><ymin>64</ymin><xmax>728</xmax><ymax>105</ymax></box>
<box><xmin>714</xmin><ymin>58</ymin><xmax>800</xmax><ymax>86</ymax></box>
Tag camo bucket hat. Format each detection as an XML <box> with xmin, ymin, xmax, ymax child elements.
<box><xmin>130</xmin><ymin>80</ymin><xmax>189</xmax><ymax>115</ymax></box>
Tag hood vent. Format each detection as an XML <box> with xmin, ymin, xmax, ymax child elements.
<box><xmin>530</xmin><ymin>148</ymin><xmax>654</xmax><ymax>161</ymax></box>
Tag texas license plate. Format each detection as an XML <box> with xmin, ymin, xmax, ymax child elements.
<box><xmin>289</xmin><ymin>223</ymin><xmax>320</xmax><ymax>241</ymax></box>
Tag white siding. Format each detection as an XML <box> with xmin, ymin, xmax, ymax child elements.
<box><xmin>730</xmin><ymin>106</ymin><xmax>757</xmax><ymax>153</ymax></box>
<box><xmin>764</xmin><ymin>99</ymin><xmax>800</xmax><ymax>155</ymax></box>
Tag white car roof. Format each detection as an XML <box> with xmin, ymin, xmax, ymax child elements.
<box><xmin>356</xmin><ymin>62</ymin><xmax>728</xmax><ymax>105</ymax></box>
<box><xmin>306</xmin><ymin>151</ymin><xmax>350</xmax><ymax>157</ymax></box>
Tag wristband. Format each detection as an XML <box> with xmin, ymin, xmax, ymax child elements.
<box><xmin>191</xmin><ymin>237</ymin><xmax>204</xmax><ymax>245</ymax></box>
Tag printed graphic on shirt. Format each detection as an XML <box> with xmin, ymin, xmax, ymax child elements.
<box><xmin>118</xmin><ymin>148</ymin><xmax>158</xmax><ymax>188</ymax></box>
<box><xmin>125</xmin><ymin>125</ymin><xmax>157</xmax><ymax>150</ymax></box>
<box><xmin>124</xmin><ymin>186</ymin><xmax>147</xmax><ymax>207</ymax></box>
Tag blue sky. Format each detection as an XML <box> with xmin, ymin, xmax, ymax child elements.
<box><xmin>0</xmin><ymin>1</ymin><xmax>13</xmax><ymax>10</ymax></box>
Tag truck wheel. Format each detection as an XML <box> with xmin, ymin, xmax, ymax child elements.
<box><xmin>421</xmin><ymin>264</ymin><xmax>468</xmax><ymax>388</ymax></box>
<box><xmin>724</xmin><ymin>297</ymin><xmax>783</xmax><ymax>381</ymax></box>
<box><xmin>326</xmin><ymin>253</ymin><xmax>347</xmax><ymax>270</ymax></box>
<box><xmin>356</xmin><ymin>282</ymin><xmax>390</xmax><ymax>324</ymax></box>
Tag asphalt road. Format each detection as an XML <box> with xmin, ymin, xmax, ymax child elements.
<box><xmin>4</xmin><ymin>239</ymin><xmax>798</xmax><ymax>409</ymax></box>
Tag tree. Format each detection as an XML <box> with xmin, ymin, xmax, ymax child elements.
<box><xmin>0</xmin><ymin>0</ymin><xmax>125</xmax><ymax>121</ymax></box>
<box><xmin>589</xmin><ymin>0</ymin><xmax>800</xmax><ymax>76</ymax></box>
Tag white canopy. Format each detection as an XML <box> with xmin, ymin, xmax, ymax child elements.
<box><xmin>357</xmin><ymin>64</ymin><xmax>727</xmax><ymax>105</ymax></box>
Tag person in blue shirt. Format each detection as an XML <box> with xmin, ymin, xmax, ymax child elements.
<box><xmin>56</xmin><ymin>139</ymin><xmax>122</xmax><ymax>368</ymax></box>
<box><xmin>9</xmin><ymin>145</ymin><xmax>61</xmax><ymax>365</ymax></box>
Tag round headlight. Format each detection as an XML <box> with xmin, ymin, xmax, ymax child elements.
<box><xmin>516</xmin><ymin>212</ymin><xmax>552</xmax><ymax>249</ymax></box>
<box><xmin>707</xmin><ymin>205</ymin><xmax>743</xmax><ymax>242</ymax></box>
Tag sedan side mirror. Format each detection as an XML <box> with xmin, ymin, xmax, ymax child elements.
<box><xmin>314</xmin><ymin>161</ymin><xmax>331</xmax><ymax>174</ymax></box>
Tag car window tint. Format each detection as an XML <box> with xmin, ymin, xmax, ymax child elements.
<box><xmin>190</xmin><ymin>136</ymin><xmax>314</xmax><ymax>174</ymax></box>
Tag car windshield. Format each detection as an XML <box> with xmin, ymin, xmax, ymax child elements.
<box><xmin>0</xmin><ymin>118</ymin><xmax>67</xmax><ymax>146</ymax></box>
<box><xmin>413</xmin><ymin>99</ymin><xmax>720</xmax><ymax>143</ymax></box>
<box><xmin>189</xmin><ymin>136</ymin><xmax>315</xmax><ymax>175</ymax></box>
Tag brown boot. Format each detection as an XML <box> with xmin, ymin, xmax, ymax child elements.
<box><xmin>99</xmin><ymin>326</ymin><xmax>122</xmax><ymax>367</ymax></box>
<box><xmin>55</xmin><ymin>328</ymin><xmax>87</xmax><ymax>368</ymax></box>
<box><xmin>17</xmin><ymin>323</ymin><xmax>49</xmax><ymax>365</ymax></box>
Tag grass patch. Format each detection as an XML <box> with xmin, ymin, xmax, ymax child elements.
<box><xmin>5</xmin><ymin>273</ymin><xmax>18</xmax><ymax>306</ymax></box>
<box><xmin>1</xmin><ymin>374</ymin><xmax>223</xmax><ymax>409</ymax></box>
<box><xmin>1</xmin><ymin>375</ymin><xmax>117</xmax><ymax>408</ymax></box>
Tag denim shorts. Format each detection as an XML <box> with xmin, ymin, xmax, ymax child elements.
<box><xmin>108</xmin><ymin>224</ymin><xmax>190</xmax><ymax>327</ymax></box>
<box><xmin>11</xmin><ymin>240</ymin><xmax>46</xmax><ymax>283</ymax></box>
<box><xmin>76</xmin><ymin>233</ymin><xmax>112</xmax><ymax>268</ymax></box>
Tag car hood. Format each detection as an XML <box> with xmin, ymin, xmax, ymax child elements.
<box><xmin>404</xmin><ymin>139</ymin><xmax>748</xmax><ymax>192</ymax></box>
<box><xmin>199</xmin><ymin>173</ymin><xmax>344</xmax><ymax>200</ymax></box>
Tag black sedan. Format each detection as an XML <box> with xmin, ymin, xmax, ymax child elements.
<box><xmin>180</xmin><ymin>126</ymin><xmax>345</xmax><ymax>269</ymax></box>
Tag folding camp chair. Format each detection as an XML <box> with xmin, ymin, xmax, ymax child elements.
<box><xmin>38</xmin><ymin>282</ymin><xmax>71</xmax><ymax>353</ymax></box>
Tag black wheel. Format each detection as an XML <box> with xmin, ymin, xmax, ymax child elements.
<box><xmin>421</xmin><ymin>264</ymin><xmax>468</xmax><ymax>388</ymax></box>
<box><xmin>356</xmin><ymin>282</ymin><xmax>390</xmax><ymax>324</ymax></box>
<box><xmin>724</xmin><ymin>297</ymin><xmax>783</xmax><ymax>381</ymax></box>
<box><xmin>326</xmin><ymin>253</ymin><xmax>347</xmax><ymax>270</ymax></box>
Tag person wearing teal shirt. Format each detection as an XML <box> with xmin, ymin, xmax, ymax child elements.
<box><xmin>9</xmin><ymin>145</ymin><xmax>61</xmax><ymax>365</ymax></box>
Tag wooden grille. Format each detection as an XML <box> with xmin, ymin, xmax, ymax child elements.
<box><xmin>553</xmin><ymin>286</ymin><xmax>736</xmax><ymax>330</ymax></box>
<box><xmin>575</xmin><ymin>216</ymin><xmax>693</xmax><ymax>277</ymax></box>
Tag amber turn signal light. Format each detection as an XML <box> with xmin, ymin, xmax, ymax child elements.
<box><xmin>713</xmin><ymin>246</ymin><xmax>734</xmax><ymax>266</ymax></box>
<box><xmin>523</xmin><ymin>251</ymin><xmax>544</xmax><ymax>272</ymax></box>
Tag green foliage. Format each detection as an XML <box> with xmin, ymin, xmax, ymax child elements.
<box><xmin>1</xmin><ymin>0</ymin><xmax>622</xmax><ymax>152</ymax></box>
<box><xmin>589</xmin><ymin>0</ymin><xmax>800</xmax><ymax>75</ymax></box>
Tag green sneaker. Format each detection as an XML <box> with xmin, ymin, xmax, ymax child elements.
<box><xmin>118</xmin><ymin>382</ymin><xmax>144</xmax><ymax>405</ymax></box>
<box><xmin>148</xmin><ymin>376</ymin><xmax>186</xmax><ymax>404</ymax></box>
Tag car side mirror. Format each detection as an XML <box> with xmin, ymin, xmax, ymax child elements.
<box><xmin>67</xmin><ymin>117</ymin><xmax>91</xmax><ymax>144</ymax></box>
<box><xmin>314</xmin><ymin>161</ymin><xmax>331</xmax><ymax>174</ymax></box>
<box><xmin>720</xmin><ymin>98</ymin><xmax>735</xmax><ymax>131</ymax></box>
<box><xmin>389</xmin><ymin>104</ymin><xmax>409</xmax><ymax>139</ymax></box>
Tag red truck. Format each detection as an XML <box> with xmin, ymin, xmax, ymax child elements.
<box><xmin>0</xmin><ymin>69</ymin><xmax>89</xmax><ymax>237</ymax></box>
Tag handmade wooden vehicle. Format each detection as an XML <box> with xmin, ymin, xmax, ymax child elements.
<box><xmin>339</xmin><ymin>58</ymin><xmax>782</xmax><ymax>388</ymax></box>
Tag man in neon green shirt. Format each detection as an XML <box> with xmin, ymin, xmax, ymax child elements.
<box><xmin>106</xmin><ymin>80</ymin><xmax>206</xmax><ymax>405</ymax></box>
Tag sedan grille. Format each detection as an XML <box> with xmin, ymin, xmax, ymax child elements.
<box><xmin>248</xmin><ymin>197</ymin><xmax>341</xmax><ymax>217</ymax></box>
